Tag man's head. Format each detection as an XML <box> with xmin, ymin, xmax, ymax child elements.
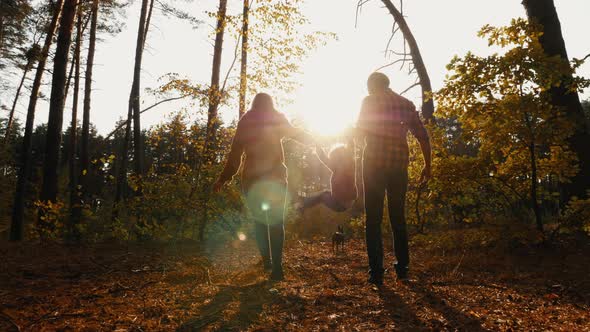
<box><xmin>367</xmin><ymin>72</ymin><xmax>390</xmax><ymax>95</ymax></box>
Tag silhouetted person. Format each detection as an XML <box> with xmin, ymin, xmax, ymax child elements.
<box><xmin>357</xmin><ymin>72</ymin><xmax>432</xmax><ymax>285</ymax></box>
<box><xmin>214</xmin><ymin>93</ymin><xmax>314</xmax><ymax>281</ymax></box>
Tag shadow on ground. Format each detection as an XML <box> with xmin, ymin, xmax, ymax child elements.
<box><xmin>178</xmin><ymin>281</ymin><xmax>274</xmax><ymax>331</ymax></box>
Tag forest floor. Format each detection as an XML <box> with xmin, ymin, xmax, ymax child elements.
<box><xmin>1</xmin><ymin>230</ymin><xmax>589</xmax><ymax>331</ymax></box>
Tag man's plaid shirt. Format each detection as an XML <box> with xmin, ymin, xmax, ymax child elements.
<box><xmin>357</xmin><ymin>89</ymin><xmax>429</xmax><ymax>169</ymax></box>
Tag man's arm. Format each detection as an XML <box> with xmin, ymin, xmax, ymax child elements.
<box><xmin>408</xmin><ymin>110</ymin><xmax>432</xmax><ymax>182</ymax></box>
<box><xmin>355</xmin><ymin>97</ymin><xmax>371</xmax><ymax>142</ymax></box>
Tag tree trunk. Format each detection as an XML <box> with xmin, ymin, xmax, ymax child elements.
<box><xmin>4</xmin><ymin>57</ymin><xmax>34</xmax><ymax>145</ymax></box>
<box><xmin>380</xmin><ymin>0</ymin><xmax>435</xmax><ymax>122</ymax></box>
<box><xmin>68</xmin><ymin>9</ymin><xmax>82</xmax><ymax>239</ymax></box>
<box><xmin>38</xmin><ymin>0</ymin><xmax>77</xmax><ymax>230</ymax></box>
<box><xmin>238</xmin><ymin>0</ymin><xmax>250</xmax><ymax>120</ymax></box>
<box><xmin>522</xmin><ymin>0</ymin><xmax>590</xmax><ymax>200</ymax></box>
<box><xmin>113</xmin><ymin>0</ymin><xmax>152</xmax><ymax>221</ymax></box>
<box><xmin>0</xmin><ymin>15</ymin><xmax>4</xmax><ymax>52</ymax></box>
<box><xmin>199</xmin><ymin>0</ymin><xmax>228</xmax><ymax>241</ymax></box>
<box><xmin>112</xmin><ymin>103</ymin><xmax>133</xmax><ymax>221</ymax></box>
<box><xmin>529</xmin><ymin>142</ymin><xmax>543</xmax><ymax>232</ymax></box>
<box><xmin>204</xmin><ymin>0</ymin><xmax>228</xmax><ymax>159</ymax></box>
<box><xmin>131</xmin><ymin>0</ymin><xmax>150</xmax><ymax>176</ymax></box>
<box><xmin>10</xmin><ymin>0</ymin><xmax>64</xmax><ymax>241</ymax></box>
<box><xmin>143</xmin><ymin>0</ymin><xmax>155</xmax><ymax>49</ymax></box>
<box><xmin>78</xmin><ymin>0</ymin><xmax>99</xmax><ymax>222</ymax></box>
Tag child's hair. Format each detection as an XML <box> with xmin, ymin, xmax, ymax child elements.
<box><xmin>329</xmin><ymin>144</ymin><xmax>354</xmax><ymax>168</ymax></box>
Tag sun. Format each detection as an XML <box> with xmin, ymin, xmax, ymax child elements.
<box><xmin>288</xmin><ymin>40</ymin><xmax>375</xmax><ymax>136</ymax></box>
<box><xmin>291</xmin><ymin>76</ymin><xmax>364</xmax><ymax>136</ymax></box>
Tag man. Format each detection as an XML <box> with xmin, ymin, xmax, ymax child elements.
<box><xmin>357</xmin><ymin>72</ymin><xmax>432</xmax><ymax>285</ymax></box>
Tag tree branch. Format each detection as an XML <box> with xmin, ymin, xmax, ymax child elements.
<box><xmin>220</xmin><ymin>35</ymin><xmax>242</xmax><ymax>96</ymax></box>
<box><xmin>105</xmin><ymin>95</ymin><xmax>190</xmax><ymax>140</ymax></box>
<box><xmin>400</xmin><ymin>82</ymin><xmax>420</xmax><ymax>96</ymax></box>
<box><xmin>355</xmin><ymin>0</ymin><xmax>373</xmax><ymax>28</ymax></box>
<box><xmin>374</xmin><ymin>58</ymin><xmax>407</xmax><ymax>72</ymax></box>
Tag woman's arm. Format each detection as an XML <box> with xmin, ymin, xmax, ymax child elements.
<box><xmin>277</xmin><ymin>113</ymin><xmax>315</xmax><ymax>145</ymax></box>
<box><xmin>216</xmin><ymin>124</ymin><xmax>245</xmax><ymax>186</ymax></box>
<box><xmin>315</xmin><ymin>145</ymin><xmax>334</xmax><ymax>172</ymax></box>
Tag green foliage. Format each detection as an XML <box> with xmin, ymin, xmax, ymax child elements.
<box><xmin>558</xmin><ymin>197</ymin><xmax>590</xmax><ymax>236</ymax></box>
<box><xmin>32</xmin><ymin>199</ymin><xmax>65</xmax><ymax>240</ymax></box>
<box><xmin>225</xmin><ymin>0</ymin><xmax>337</xmax><ymax>108</ymax></box>
<box><xmin>422</xmin><ymin>19</ymin><xmax>589</xmax><ymax>232</ymax></box>
<box><xmin>110</xmin><ymin>113</ymin><xmax>244</xmax><ymax>242</ymax></box>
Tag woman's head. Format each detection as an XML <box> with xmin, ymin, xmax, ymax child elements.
<box><xmin>250</xmin><ymin>93</ymin><xmax>276</xmax><ymax>113</ymax></box>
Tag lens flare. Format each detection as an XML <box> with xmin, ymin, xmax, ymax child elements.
<box><xmin>261</xmin><ymin>202</ymin><xmax>271</xmax><ymax>211</ymax></box>
<box><xmin>237</xmin><ymin>232</ymin><xmax>247</xmax><ymax>241</ymax></box>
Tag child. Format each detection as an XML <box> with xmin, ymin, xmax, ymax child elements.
<box><xmin>298</xmin><ymin>139</ymin><xmax>358</xmax><ymax>213</ymax></box>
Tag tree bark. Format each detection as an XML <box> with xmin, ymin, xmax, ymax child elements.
<box><xmin>199</xmin><ymin>0</ymin><xmax>228</xmax><ymax>241</ymax></box>
<box><xmin>238</xmin><ymin>0</ymin><xmax>250</xmax><ymax>120</ymax></box>
<box><xmin>143</xmin><ymin>0</ymin><xmax>155</xmax><ymax>49</ymax></box>
<box><xmin>68</xmin><ymin>8</ymin><xmax>83</xmax><ymax>238</ymax></box>
<box><xmin>0</xmin><ymin>15</ymin><xmax>4</xmax><ymax>52</ymax></box>
<box><xmin>204</xmin><ymin>0</ymin><xmax>228</xmax><ymax>159</ymax></box>
<box><xmin>10</xmin><ymin>0</ymin><xmax>64</xmax><ymax>241</ymax></box>
<box><xmin>529</xmin><ymin>142</ymin><xmax>543</xmax><ymax>232</ymax></box>
<box><xmin>38</xmin><ymin>0</ymin><xmax>77</xmax><ymax>229</ymax></box>
<box><xmin>380</xmin><ymin>0</ymin><xmax>435</xmax><ymax>122</ymax></box>
<box><xmin>78</xmin><ymin>0</ymin><xmax>99</xmax><ymax>222</ymax></box>
<box><xmin>131</xmin><ymin>0</ymin><xmax>150</xmax><ymax>176</ymax></box>
<box><xmin>112</xmin><ymin>103</ymin><xmax>133</xmax><ymax>221</ymax></box>
<box><xmin>113</xmin><ymin>0</ymin><xmax>152</xmax><ymax>221</ymax></box>
<box><xmin>4</xmin><ymin>56</ymin><xmax>34</xmax><ymax>145</ymax></box>
<box><xmin>522</xmin><ymin>0</ymin><xmax>590</xmax><ymax>200</ymax></box>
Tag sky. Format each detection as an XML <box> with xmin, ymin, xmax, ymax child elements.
<box><xmin>3</xmin><ymin>0</ymin><xmax>589</xmax><ymax>136</ymax></box>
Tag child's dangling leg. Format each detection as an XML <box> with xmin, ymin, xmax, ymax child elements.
<box><xmin>298</xmin><ymin>191</ymin><xmax>346</xmax><ymax>213</ymax></box>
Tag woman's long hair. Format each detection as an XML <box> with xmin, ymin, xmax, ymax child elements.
<box><xmin>250</xmin><ymin>93</ymin><xmax>275</xmax><ymax>113</ymax></box>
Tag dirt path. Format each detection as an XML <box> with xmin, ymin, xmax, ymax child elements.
<box><xmin>0</xmin><ymin>236</ymin><xmax>589</xmax><ymax>331</ymax></box>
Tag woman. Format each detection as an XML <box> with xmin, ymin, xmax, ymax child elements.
<box><xmin>213</xmin><ymin>93</ymin><xmax>313</xmax><ymax>280</ymax></box>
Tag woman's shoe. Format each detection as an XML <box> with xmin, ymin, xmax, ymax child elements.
<box><xmin>367</xmin><ymin>273</ymin><xmax>383</xmax><ymax>286</ymax></box>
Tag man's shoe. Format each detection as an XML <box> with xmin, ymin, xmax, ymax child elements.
<box><xmin>394</xmin><ymin>263</ymin><xmax>409</xmax><ymax>281</ymax></box>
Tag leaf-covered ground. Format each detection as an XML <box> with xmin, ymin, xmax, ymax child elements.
<box><xmin>1</xmin><ymin>232</ymin><xmax>589</xmax><ymax>331</ymax></box>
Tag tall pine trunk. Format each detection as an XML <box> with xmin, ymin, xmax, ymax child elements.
<box><xmin>38</xmin><ymin>0</ymin><xmax>77</xmax><ymax>231</ymax></box>
<box><xmin>204</xmin><ymin>0</ymin><xmax>228</xmax><ymax>158</ymax></box>
<box><xmin>381</xmin><ymin>0</ymin><xmax>435</xmax><ymax>122</ymax></box>
<box><xmin>238</xmin><ymin>0</ymin><xmax>250</xmax><ymax>120</ymax></box>
<box><xmin>522</xmin><ymin>0</ymin><xmax>590</xmax><ymax>200</ymax></box>
<box><xmin>4</xmin><ymin>53</ymin><xmax>35</xmax><ymax>145</ymax></box>
<box><xmin>198</xmin><ymin>0</ymin><xmax>228</xmax><ymax>241</ymax></box>
<box><xmin>78</xmin><ymin>0</ymin><xmax>98</xmax><ymax>223</ymax></box>
<box><xmin>113</xmin><ymin>0</ymin><xmax>152</xmax><ymax>221</ymax></box>
<box><xmin>68</xmin><ymin>8</ymin><xmax>83</xmax><ymax>239</ymax></box>
<box><xmin>131</xmin><ymin>0</ymin><xmax>151</xmax><ymax>176</ymax></box>
<box><xmin>529</xmin><ymin>142</ymin><xmax>543</xmax><ymax>231</ymax></box>
<box><xmin>10</xmin><ymin>0</ymin><xmax>64</xmax><ymax>241</ymax></box>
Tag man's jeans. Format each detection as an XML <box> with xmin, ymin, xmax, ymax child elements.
<box><xmin>363</xmin><ymin>164</ymin><xmax>409</xmax><ymax>276</ymax></box>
